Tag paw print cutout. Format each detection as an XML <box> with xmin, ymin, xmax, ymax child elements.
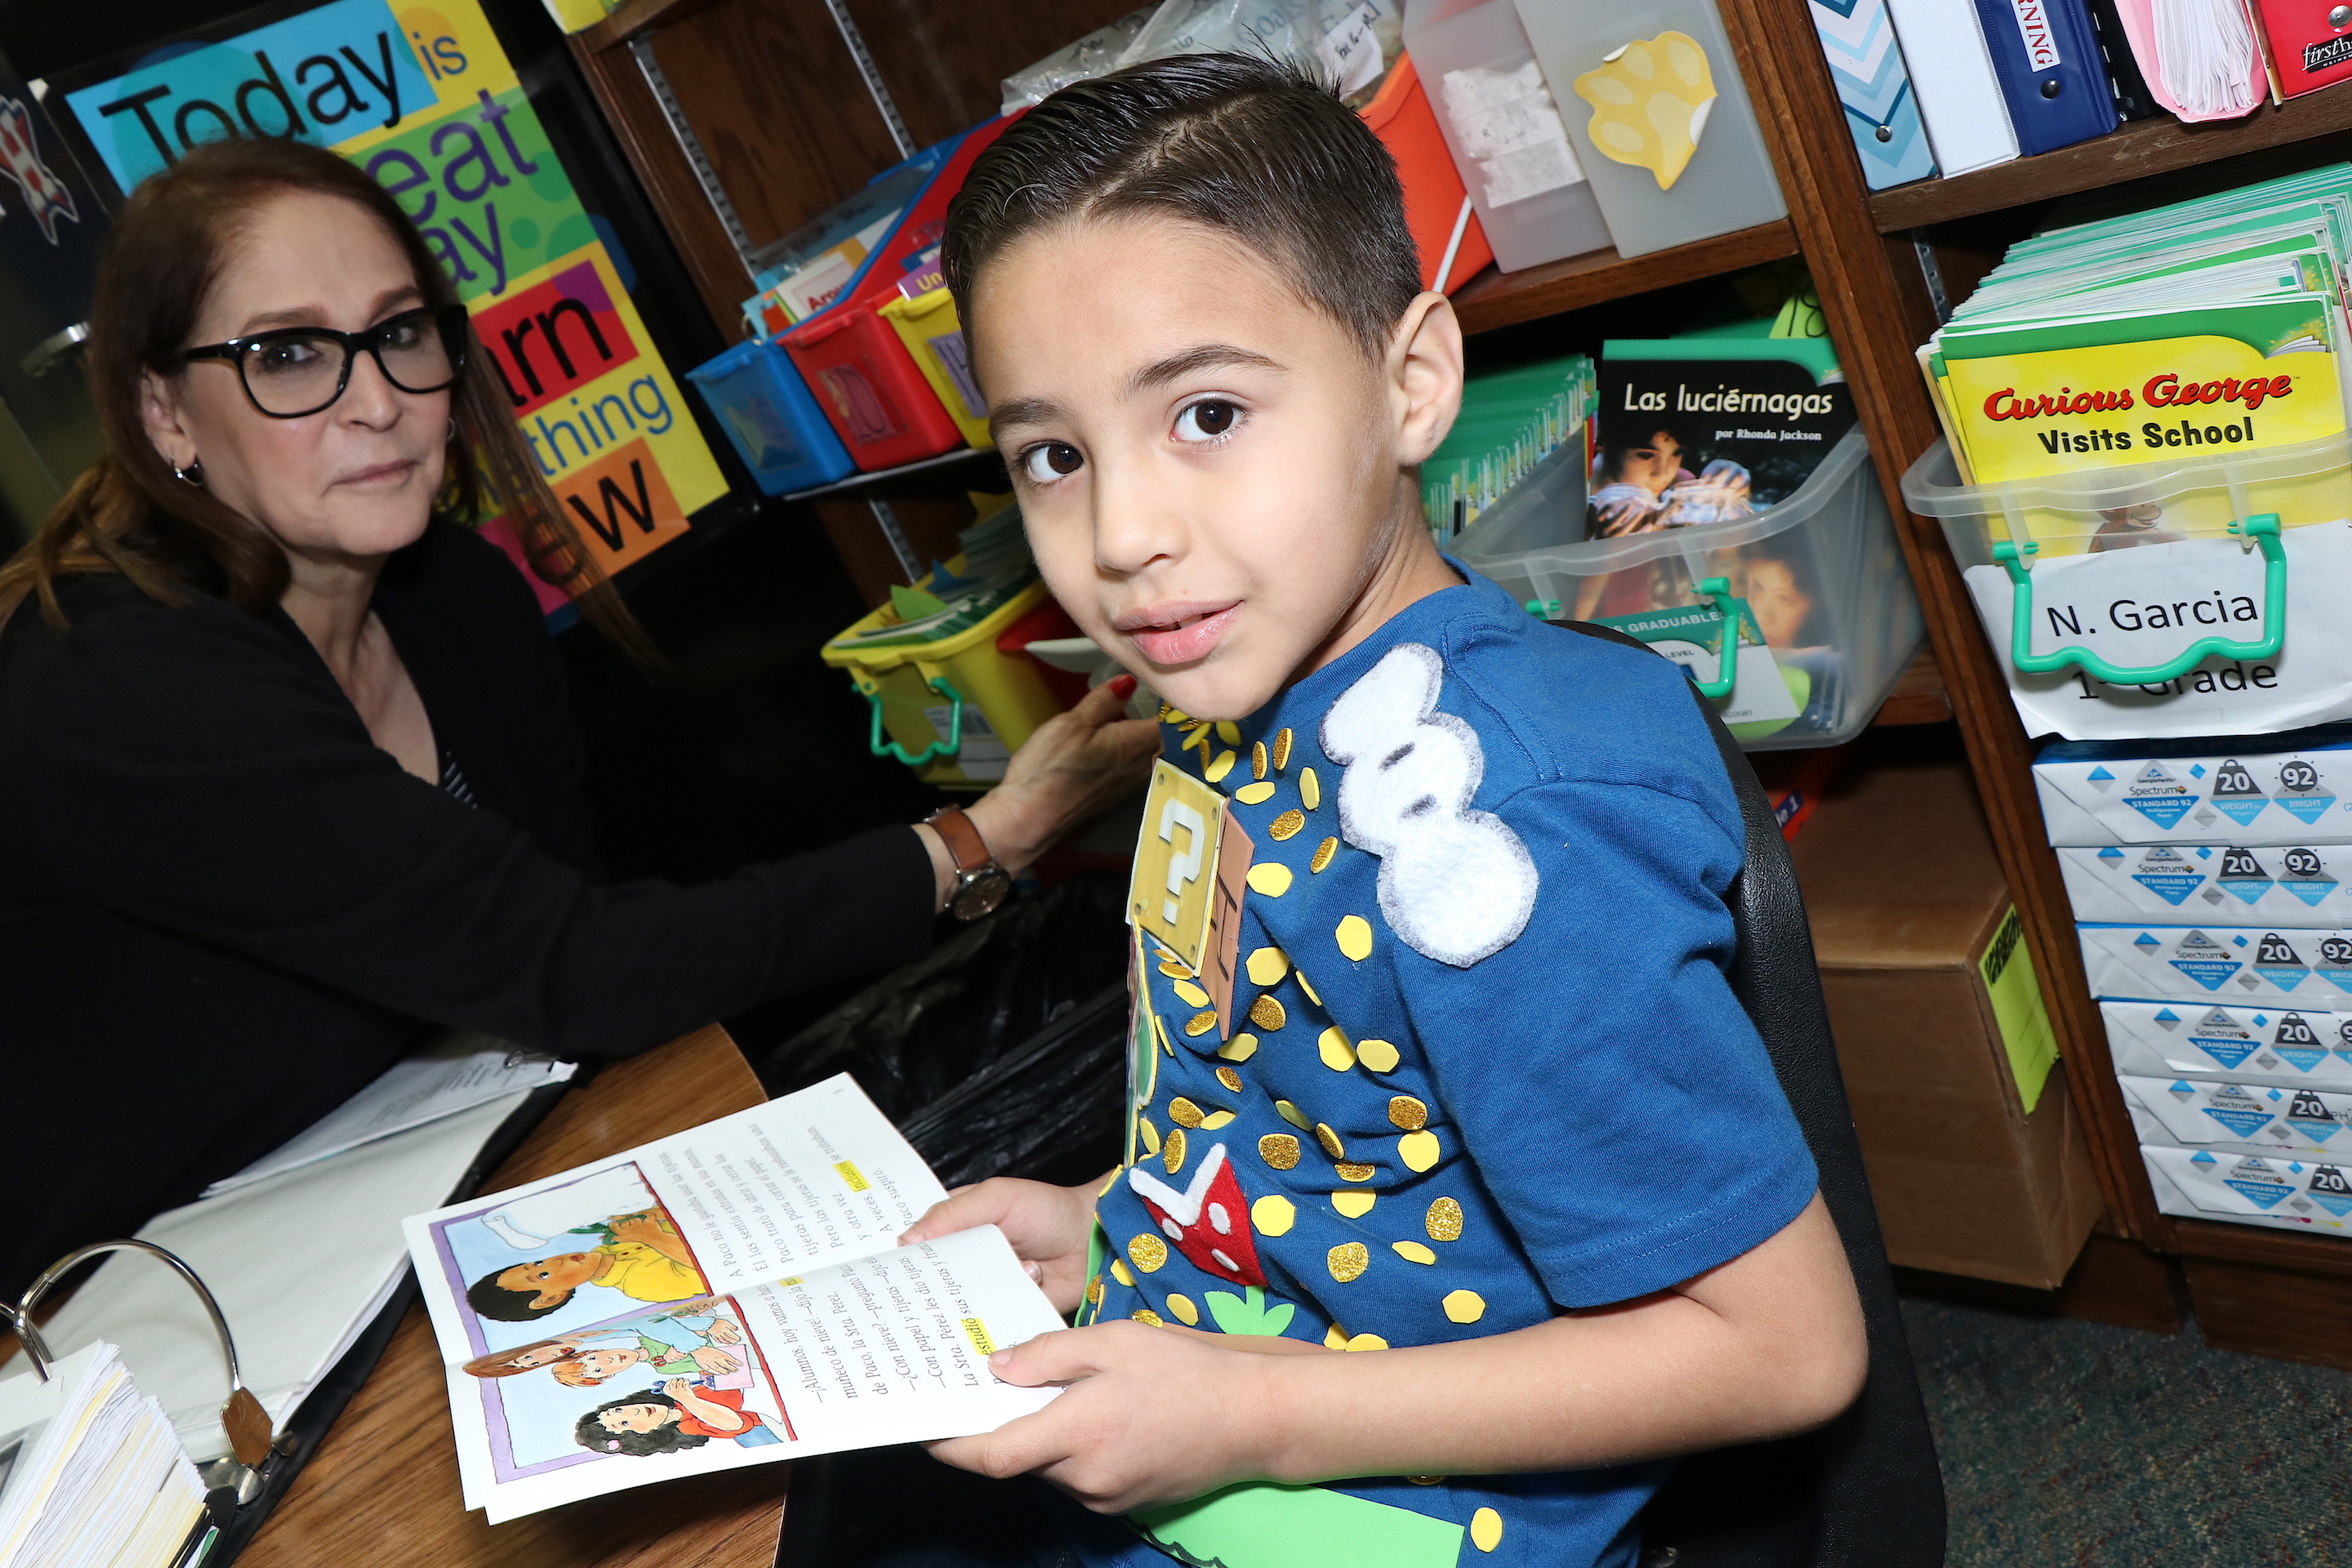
<box><xmin>1573</xmin><ymin>32</ymin><xmax>1717</xmax><ymax>190</ymax></box>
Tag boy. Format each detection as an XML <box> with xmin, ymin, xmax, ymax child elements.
<box><xmin>900</xmin><ymin>53</ymin><xmax>1865</xmax><ymax>1568</ymax></box>
<box><xmin>466</xmin><ymin>1209</ymin><xmax>706</xmax><ymax>1322</ymax></box>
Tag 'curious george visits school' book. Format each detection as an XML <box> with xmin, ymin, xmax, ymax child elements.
<box><xmin>402</xmin><ymin>1075</ymin><xmax>1063</xmax><ymax>1522</ymax></box>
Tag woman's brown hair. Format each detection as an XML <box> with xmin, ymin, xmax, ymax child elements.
<box><xmin>0</xmin><ymin>135</ymin><xmax>650</xmax><ymax>656</ymax></box>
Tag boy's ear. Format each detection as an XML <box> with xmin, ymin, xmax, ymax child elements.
<box><xmin>1387</xmin><ymin>291</ymin><xmax>1464</xmax><ymax>470</ymax></box>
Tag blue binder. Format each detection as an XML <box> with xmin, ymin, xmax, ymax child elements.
<box><xmin>1809</xmin><ymin>0</ymin><xmax>1938</xmax><ymax>191</ymax></box>
<box><xmin>1970</xmin><ymin>0</ymin><xmax>2118</xmax><ymax>156</ymax></box>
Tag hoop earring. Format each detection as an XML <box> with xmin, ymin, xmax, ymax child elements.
<box><xmin>172</xmin><ymin>458</ymin><xmax>203</xmax><ymax>487</ymax></box>
<box><xmin>447</xmin><ymin>417</ymin><xmax>459</xmax><ymax>442</ymax></box>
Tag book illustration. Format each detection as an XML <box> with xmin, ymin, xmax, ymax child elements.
<box><xmin>1592</xmin><ymin>350</ymin><xmax>1858</xmax><ymax>536</ymax></box>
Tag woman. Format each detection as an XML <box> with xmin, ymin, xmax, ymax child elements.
<box><xmin>0</xmin><ymin>138</ymin><xmax>1154</xmax><ymax>1302</ymax></box>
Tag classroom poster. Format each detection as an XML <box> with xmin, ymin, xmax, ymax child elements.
<box><xmin>47</xmin><ymin>0</ymin><xmax>725</xmax><ymax>609</ymax></box>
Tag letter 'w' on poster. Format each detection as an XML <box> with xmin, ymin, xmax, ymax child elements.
<box><xmin>41</xmin><ymin>0</ymin><xmax>727</xmax><ymax>614</ymax></box>
<box><xmin>1129</xmin><ymin>760</ymin><xmax>1254</xmax><ymax>1036</ymax></box>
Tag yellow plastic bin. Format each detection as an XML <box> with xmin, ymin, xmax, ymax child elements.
<box><xmin>821</xmin><ymin>577</ymin><xmax>1062</xmax><ymax>789</ymax></box>
<box><xmin>879</xmin><ymin>284</ymin><xmax>990</xmax><ymax>450</ymax></box>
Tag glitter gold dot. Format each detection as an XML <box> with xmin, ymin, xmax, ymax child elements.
<box><xmin>1246</xmin><ymin>863</ymin><xmax>1293</xmax><ymax>898</ymax></box>
<box><xmin>1218</xmin><ymin>1034</ymin><xmax>1258</xmax><ymax>1062</ymax></box>
<box><xmin>1276</xmin><ymin>1100</ymin><xmax>1311</xmax><ymax>1129</ymax></box>
<box><xmin>1443</xmin><ymin>1290</ymin><xmax>1486</xmax><ymax>1324</ymax></box>
<box><xmin>1129</xmin><ymin>1235</ymin><xmax>1169</xmax><ymax>1272</ymax></box>
<box><xmin>1336</xmin><ymin>915</ymin><xmax>1372</xmax><ymax>962</ymax></box>
<box><xmin>1252</xmin><ymin>1195</ymin><xmax>1296</xmax><ymax>1236</ymax></box>
<box><xmin>1216</xmin><ymin>1066</ymin><xmax>1244</xmax><ymax>1092</ymax></box>
<box><xmin>1301</xmin><ymin>767</ymin><xmax>1322</xmax><ymax>811</ymax></box>
<box><xmin>1324</xmin><ymin>1321</ymin><xmax>1350</xmax><ymax>1349</ymax></box>
<box><xmin>1163</xmin><ymin>1127</ymin><xmax>1187</xmax><ymax>1173</ymax></box>
<box><xmin>1294</xmin><ymin>971</ymin><xmax>1321</xmax><ymax>1005</ymax></box>
<box><xmin>1332</xmin><ymin>1190</ymin><xmax>1376</xmax><ymax>1218</ymax></box>
<box><xmin>1343</xmin><ymin>1333</ymin><xmax>1388</xmax><ymax>1352</ymax></box>
<box><xmin>1335</xmin><ymin>1161</ymin><xmax>1376</xmax><ymax>1183</ymax></box>
<box><xmin>1356</xmin><ymin>1040</ymin><xmax>1401</xmax><ymax>1073</ymax></box>
<box><xmin>1199</xmin><ymin>1110</ymin><xmax>1236</xmax><ymax>1129</ymax></box>
<box><xmin>1310</xmin><ymin>836</ymin><xmax>1339</xmax><ymax>873</ymax></box>
<box><xmin>1085</xmin><ymin>1276</ymin><xmax>1103</xmax><ymax>1306</ymax></box>
<box><xmin>1216</xmin><ymin>721</ymin><xmax>1242</xmax><ymax>746</ymax></box>
<box><xmin>1269</xmin><ymin>809</ymin><xmax>1306</xmax><ymax>840</ymax></box>
<box><xmin>1232</xmin><ymin>781</ymin><xmax>1277</xmax><ymax>804</ymax></box>
<box><xmin>1138</xmin><ymin>1117</ymin><xmax>1160</xmax><ymax>1155</ymax></box>
<box><xmin>1158</xmin><ymin>960</ymin><xmax>1192</xmax><ymax>978</ymax></box>
<box><xmin>1245</xmin><ymin>947</ymin><xmax>1290</xmax><ymax>987</ymax></box>
<box><xmin>1272</xmin><ymin>728</ymin><xmax>1294</xmax><ymax>772</ymax></box>
<box><xmin>1314</xmin><ymin>1123</ymin><xmax>1346</xmax><ymax>1160</ymax></box>
<box><xmin>1159</xmin><ymin>703</ymin><xmax>1183</xmax><ymax>724</ymax></box>
<box><xmin>1132</xmin><ymin>1308</ymin><xmax>1164</xmax><ymax>1325</ymax></box>
<box><xmin>1205</xmin><ymin>750</ymin><xmax>1236</xmax><ymax>782</ymax></box>
<box><xmin>1392</xmin><ymin>1241</ymin><xmax>1437</xmax><ymax>1265</ymax></box>
<box><xmin>1169</xmin><ymin>1098</ymin><xmax>1205</xmax><ymax>1128</ymax></box>
<box><xmin>1183</xmin><ymin>1011</ymin><xmax>1218</xmax><ymax>1038</ymax></box>
<box><xmin>1258</xmin><ymin>1133</ymin><xmax>1302</xmax><ymax>1169</ymax></box>
<box><xmin>1171</xmin><ymin>978</ymin><xmax>1210</xmax><ymax>1008</ymax></box>
<box><xmin>1388</xmin><ymin>1096</ymin><xmax>1428</xmax><ymax>1131</ymax></box>
<box><xmin>1111</xmin><ymin>1258</ymin><xmax>1134</xmax><ymax>1286</ymax></box>
<box><xmin>1426</xmin><ymin>1198</ymin><xmax>1464</xmax><ymax>1242</ymax></box>
<box><xmin>1327</xmin><ymin>1242</ymin><xmax>1370</xmax><ymax>1282</ymax></box>
<box><xmin>1318</xmin><ymin>1027</ymin><xmax>1356</xmax><ymax>1071</ymax></box>
<box><xmin>1250</xmin><ymin>995</ymin><xmax>1287</xmax><ymax>1031</ymax></box>
<box><xmin>1470</xmin><ymin>1508</ymin><xmax>1503</xmax><ymax>1552</ymax></box>
<box><xmin>1166</xmin><ymin>1293</ymin><xmax>1200</xmax><ymax>1325</ymax></box>
<box><xmin>1251</xmin><ymin>741</ymin><xmax>1268</xmax><ymax>780</ymax></box>
<box><xmin>1399</xmin><ymin>1130</ymin><xmax>1441</xmax><ymax>1172</ymax></box>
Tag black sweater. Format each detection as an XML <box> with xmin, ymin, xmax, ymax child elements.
<box><xmin>0</xmin><ymin>522</ymin><xmax>933</xmax><ymax>1300</ymax></box>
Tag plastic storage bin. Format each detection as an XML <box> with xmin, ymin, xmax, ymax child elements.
<box><xmin>1900</xmin><ymin>433</ymin><xmax>2352</xmax><ymax>742</ymax></box>
<box><xmin>819</xmin><ymin>577</ymin><xmax>1066</xmax><ymax>790</ymax></box>
<box><xmin>1403</xmin><ymin>0</ymin><xmax>1612</xmax><ymax>274</ymax></box>
<box><xmin>1512</xmin><ymin>0</ymin><xmax>1787</xmax><ymax>257</ymax></box>
<box><xmin>879</xmin><ymin>280</ymin><xmax>989</xmax><ymax>450</ymax></box>
<box><xmin>683</xmin><ymin>335</ymin><xmax>856</xmax><ymax>496</ymax></box>
<box><xmin>1459</xmin><ymin>427</ymin><xmax>1921</xmax><ymax>749</ymax></box>
<box><xmin>1360</xmin><ymin>51</ymin><xmax>1497</xmax><ymax>291</ymax></box>
<box><xmin>783</xmin><ymin>116</ymin><xmax>1020</xmax><ymax>472</ymax></box>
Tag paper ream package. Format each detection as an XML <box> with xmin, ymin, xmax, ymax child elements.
<box><xmin>2076</xmin><ymin>923</ymin><xmax>2352</xmax><ymax>1004</ymax></box>
<box><xmin>2120</xmin><ymin>1072</ymin><xmax>2352</xmax><ymax>1155</ymax></box>
<box><xmin>2034</xmin><ymin>730</ymin><xmax>2352</xmax><ymax>845</ymax></box>
<box><xmin>2141</xmin><ymin>1143</ymin><xmax>2352</xmax><ymax>1234</ymax></box>
<box><xmin>2102</xmin><ymin>998</ymin><xmax>2352</xmax><ymax>1089</ymax></box>
<box><xmin>2060</xmin><ymin>843</ymin><xmax>2352</xmax><ymax>925</ymax></box>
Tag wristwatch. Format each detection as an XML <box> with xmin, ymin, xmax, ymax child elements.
<box><xmin>925</xmin><ymin>804</ymin><xmax>1013</xmax><ymax>921</ymax></box>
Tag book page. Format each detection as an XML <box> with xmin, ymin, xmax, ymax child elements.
<box><xmin>442</xmin><ymin>1227</ymin><xmax>1063</xmax><ymax>1522</ymax></box>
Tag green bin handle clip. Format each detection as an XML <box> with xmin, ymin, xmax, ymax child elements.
<box><xmin>1689</xmin><ymin>576</ymin><xmax>1739</xmax><ymax>701</ymax></box>
<box><xmin>1993</xmin><ymin>512</ymin><xmax>2285</xmax><ymax>685</ymax></box>
<box><xmin>861</xmin><ymin>675</ymin><xmax>963</xmax><ymax>765</ymax></box>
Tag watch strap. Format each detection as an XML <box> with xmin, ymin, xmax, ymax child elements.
<box><xmin>925</xmin><ymin>804</ymin><xmax>995</xmax><ymax>875</ymax></box>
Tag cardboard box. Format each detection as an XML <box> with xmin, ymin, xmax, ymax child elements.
<box><xmin>1791</xmin><ymin>751</ymin><xmax>2101</xmax><ymax>1287</ymax></box>
<box><xmin>2034</xmin><ymin>729</ymin><xmax>2352</xmax><ymax>848</ymax></box>
<box><xmin>2060</xmin><ymin>842</ymin><xmax>2352</xmax><ymax>927</ymax></box>
<box><xmin>2102</xmin><ymin>999</ymin><xmax>2352</xmax><ymax>1089</ymax></box>
<box><xmin>2119</xmin><ymin>1072</ymin><xmax>2352</xmax><ymax>1156</ymax></box>
<box><xmin>2078</xmin><ymin>924</ymin><xmax>2352</xmax><ymax>1007</ymax></box>
<box><xmin>2142</xmin><ymin>1143</ymin><xmax>2352</xmax><ymax>1235</ymax></box>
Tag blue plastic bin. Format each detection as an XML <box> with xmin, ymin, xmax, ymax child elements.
<box><xmin>684</xmin><ymin>335</ymin><xmax>856</xmax><ymax>496</ymax></box>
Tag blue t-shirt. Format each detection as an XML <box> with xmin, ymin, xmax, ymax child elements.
<box><xmin>1072</xmin><ymin>568</ymin><xmax>1818</xmax><ymax>1568</ymax></box>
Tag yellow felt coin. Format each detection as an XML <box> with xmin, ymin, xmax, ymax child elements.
<box><xmin>1252</xmin><ymin>1194</ymin><xmax>1297</xmax><ymax>1236</ymax></box>
<box><xmin>1574</xmin><ymin>32</ymin><xmax>1717</xmax><ymax>189</ymax></box>
<box><xmin>1232</xmin><ymin>781</ymin><xmax>1277</xmax><ymax>805</ymax></box>
<box><xmin>1392</xmin><ymin>1241</ymin><xmax>1437</xmax><ymax>1265</ymax></box>
<box><xmin>1400</xmin><ymin>1130</ymin><xmax>1441</xmax><ymax>1172</ymax></box>
<box><xmin>1276</xmin><ymin>1099</ymin><xmax>1311</xmax><ymax>1129</ymax></box>
<box><xmin>1246</xmin><ymin>863</ymin><xmax>1294</xmax><ymax>898</ymax></box>
<box><xmin>1165</xmin><ymin>1293</ymin><xmax>1200</xmax><ymax>1326</ymax></box>
<box><xmin>1205</xmin><ymin>749</ymin><xmax>1237</xmax><ymax>782</ymax></box>
<box><xmin>1356</xmin><ymin>1039</ymin><xmax>1401</xmax><ymax>1073</ymax></box>
<box><xmin>1199</xmin><ymin>1110</ymin><xmax>1236</xmax><ymax>1129</ymax></box>
<box><xmin>1216</xmin><ymin>720</ymin><xmax>1242</xmax><ymax>745</ymax></box>
<box><xmin>1318</xmin><ymin>1027</ymin><xmax>1356</xmax><ymax>1071</ymax></box>
<box><xmin>1170</xmin><ymin>978</ymin><xmax>1210</xmax><ymax>1008</ymax></box>
<box><xmin>1471</xmin><ymin>1508</ymin><xmax>1503</xmax><ymax>1552</ymax></box>
<box><xmin>1332</xmin><ymin>1190</ymin><xmax>1376</xmax><ymax>1218</ymax></box>
<box><xmin>1315</xmin><ymin>1123</ymin><xmax>1346</xmax><ymax>1160</ymax></box>
<box><xmin>1343</xmin><ymin>1333</ymin><xmax>1388</xmax><ymax>1352</ymax></box>
<box><xmin>1336</xmin><ymin>915</ymin><xmax>1372</xmax><ymax>962</ymax></box>
<box><xmin>1137</xmin><ymin>1117</ymin><xmax>1160</xmax><ymax>1155</ymax></box>
<box><xmin>1443</xmin><ymin>1289</ymin><xmax>1486</xmax><ymax>1324</ymax></box>
<box><xmin>1324</xmin><ymin>1321</ymin><xmax>1350</xmax><ymax>1349</ymax></box>
<box><xmin>1111</xmin><ymin>1257</ymin><xmax>1134</xmax><ymax>1287</ymax></box>
<box><xmin>1218</xmin><ymin>1034</ymin><xmax>1258</xmax><ymax>1062</ymax></box>
<box><xmin>1245</xmin><ymin>947</ymin><xmax>1290</xmax><ymax>987</ymax></box>
<box><xmin>1294</xmin><ymin>971</ymin><xmax>1321</xmax><ymax>1005</ymax></box>
<box><xmin>1300</xmin><ymin>766</ymin><xmax>1321</xmax><ymax>811</ymax></box>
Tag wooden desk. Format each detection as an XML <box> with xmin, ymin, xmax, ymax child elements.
<box><xmin>238</xmin><ymin>1025</ymin><xmax>789</xmax><ymax>1568</ymax></box>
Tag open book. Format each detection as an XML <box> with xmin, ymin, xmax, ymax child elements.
<box><xmin>400</xmin><ymin>1073</ymin><xmax>1067</xmax><ymax>1523</ymax></box>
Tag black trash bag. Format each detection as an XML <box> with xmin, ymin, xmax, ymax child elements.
<box><xmin>758</xmin><ymin>872</ymin><xmax>1131</xmax><ymax>1188</ymax></box>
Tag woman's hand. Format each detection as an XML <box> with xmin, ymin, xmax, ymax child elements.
<box><xmin>964</xmin><ymin>676</ymin><xmax>1158</xmax><ymax>874</ymax></box>
<box><xmin>900</xmin><ymin>1174</ymin><xmax>1106</xmax><ymax>1313</ymax></box>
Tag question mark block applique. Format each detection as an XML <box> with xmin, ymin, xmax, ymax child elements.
<box><xmin>1130</xmin><ymin>760</ymin><xmax>1254</xmax><ymax>1037</ymax></box>
<box><xmin>1573</xmin><ymin>32</ymin><xmax>1717</xmax><ymax>190</ymax></box>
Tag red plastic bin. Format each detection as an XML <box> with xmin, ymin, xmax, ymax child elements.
<box><xmin>1361</xmin><ymin>53</ymin><xmax>1494</xmax><ymax>294</ymax></box>
<box><xmin>782</xmin><ymin>116</ymin><xmax>1021</xmax><ymax>471</ymax></box>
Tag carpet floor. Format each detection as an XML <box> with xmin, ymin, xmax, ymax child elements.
<box><xmin>1901</xmin><ymin>1297</ymin><xmax>2352</xmax><ymax>1566</ymax></box>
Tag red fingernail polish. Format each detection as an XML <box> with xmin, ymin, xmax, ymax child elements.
<box><xmin>1109</xmin><ymin>675</ymin><xmax>1138</xmax><ymax>698</ymax></box>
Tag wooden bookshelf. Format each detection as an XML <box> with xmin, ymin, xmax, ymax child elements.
<box><xmin>1870</xmin><ymin>89</ymin><xmax>2352</xmax><ymax>232</ymax></box>
<box><xmin>1448</xmin><ymin>221</ymin><xmax>1799</xmax><ymax>336</ymax></box>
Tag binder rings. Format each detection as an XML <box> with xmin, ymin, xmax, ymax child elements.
<box><xmin>1885</xmin><ymin>0</ymin><xmax>2020</xmax><ymax>176</ymax></box>
<box><xmin>1971</xmin><ymin>0</ymin><xmax>2121</xmax><ymax>154</ymax></box>
<box><xmin>1808</xmin><ymin>0</ymin><xmax>1939</xmax><ymax>191</ymax></box>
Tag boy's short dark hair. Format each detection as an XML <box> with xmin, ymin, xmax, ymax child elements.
<box><xmin>943</xmin><ymin>52</ymin><xmax>1423</xmax><ymax>359</ymax></box>
<box><xmin>467</xmin><ymin>1271</ymin><xmax>564</xmax><ymax>1322</ymax></box>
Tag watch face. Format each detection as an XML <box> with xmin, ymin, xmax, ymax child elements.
<box><xmin>951</xmin><ymin>866</ymin><xmax>1013</xmax><ymax>921</ymax></box>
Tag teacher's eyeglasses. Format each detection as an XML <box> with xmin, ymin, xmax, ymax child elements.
<box><xmin>181</xmin><ymin>305</ymin><xmax>470</xmax><ymax>419</ymax></box>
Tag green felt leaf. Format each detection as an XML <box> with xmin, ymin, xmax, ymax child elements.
<box><xmin>1135</xmin><ymin>1482</ymin><xmax>1464</xmax><ymax>1568</ymax></box>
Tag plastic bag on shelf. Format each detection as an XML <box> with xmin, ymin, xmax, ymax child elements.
<box><xmin>1003</xmin><ymin>0</ymin><xmax>1403</xmax><ymax>114</ymax></box>
<box><xmin>1001</xmin><ymin>4</ymin><xmax>1157</xmax><ymax>114</ymax></box>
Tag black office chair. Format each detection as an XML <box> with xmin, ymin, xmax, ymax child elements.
<box><xmin>1558</xmin><ymin>621</ymin><xmax>1947</xmax><ymax>1568</ymax></box>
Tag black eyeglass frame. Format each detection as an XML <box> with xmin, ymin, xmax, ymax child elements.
<box><xmin>180</xmin><ymin>304</ymin><xmax>471</xmax><ymax>420</ymax></box>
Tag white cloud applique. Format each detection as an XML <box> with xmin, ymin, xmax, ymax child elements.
<box><xmin>1319</xmin><ymin>643</ymin><xmax>1536</xmax><ymax>968</ymax></box>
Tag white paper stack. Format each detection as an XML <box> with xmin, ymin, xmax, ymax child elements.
<box><xmin>0</xmin><ymin>1341</ymin><xmax>207</xmax><ymax>1568</ymax></box>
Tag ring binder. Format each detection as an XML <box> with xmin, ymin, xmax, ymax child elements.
<box><xmin>8</xmin><ymin>1240</ymin><xmax>273</xmax><ymax>1503</ymax></box>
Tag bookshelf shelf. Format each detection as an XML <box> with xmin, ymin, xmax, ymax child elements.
<box><xmin>1869</xmin><ymin>91</ymin><xmax>2352</xmax><ymax>233</ymax></box>
<box><xmin>1449</xmin><ymin>221</ymin><xmax>1800</xmax><ymax>336</ymax></box>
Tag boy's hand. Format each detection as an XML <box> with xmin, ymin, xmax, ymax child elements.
<box><xmin>928</xmin><ymin>1321</ymin><xmax>1307</xmax><ymax>1512</ymax></box>
<box><xmin>689</xmin><ymin>1347</ymin><xmax>742</xmax><ymax>1375</ymax></box>
<box><xmin>900</xmin><ymin>1175</ymin><xmax>1105</xmax><ymax>1313</ymax></box>
<box><xmin>704</xmin><ymin>1319</ymin><xmax>744</xmax><ymax>1346</ymax></box>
